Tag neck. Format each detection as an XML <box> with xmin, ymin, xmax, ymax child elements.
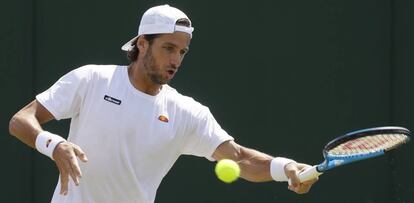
<box><xmin>127</xmin><ymin>62</ymin><xmax>162</xmax><ymax>96</ymax></box>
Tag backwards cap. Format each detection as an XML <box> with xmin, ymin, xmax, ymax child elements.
<box><xmin>121</xmin><ymin>4</ymin><xmax>194</xmax><ymax>51</ymax></box>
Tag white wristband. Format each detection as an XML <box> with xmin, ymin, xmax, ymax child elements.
<box><xmin>270</xmin><ymin>157</ymin><xmax>296</xmax><ymax>182</ymax></box>
<box><xmin>35</xmin><ymin>131</ymin><xmax>66</xmax><ymax>160</ymax></box>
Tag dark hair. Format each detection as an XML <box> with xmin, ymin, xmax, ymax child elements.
<box><xmin>126</xmin><ymin>18</ymin><xmax>191</xmax><ymax>62</ymax></box>
<box><xmin>126</xmin><ymin>35</ymin><xmax>159</xmax><ymax>62</ymax></box>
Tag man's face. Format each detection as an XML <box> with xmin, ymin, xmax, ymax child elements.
<box><xmin>142</xmin><ymin>32</ymin><xmax>191</xmax><ymax>85</ymax></box>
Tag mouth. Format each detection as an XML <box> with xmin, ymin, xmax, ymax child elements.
<box><xmin>166</xmin><ymin>69</ymin><xmax>177</xmax><ymax>77</ymax></box>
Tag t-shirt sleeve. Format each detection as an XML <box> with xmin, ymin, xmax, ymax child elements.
<box><xmin>35</xmin><ymin>65</ymin><xmax>92</xmax><ymax>120</ymax></box>
<box><xmin>181</xmin><ymin>105</ymin><xmax>234</xmax><ymax>161</ymax></box>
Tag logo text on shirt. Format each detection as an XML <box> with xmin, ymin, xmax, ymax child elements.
<box><xmin>104</xmin><ymin>95</ymin><xmax>122</xmax><ymax>105</ymax></box>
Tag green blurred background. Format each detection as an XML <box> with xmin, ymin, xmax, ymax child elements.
<box><xmin>1</xmin><ymin>0</ymin><xmax>413</xmax><ymax>202</ymax></box>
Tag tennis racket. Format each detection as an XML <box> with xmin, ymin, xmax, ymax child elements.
<box><xmin>297</xmin><ymin>126</ymin><xmax>410</xmax><ymax>183</ymax></box>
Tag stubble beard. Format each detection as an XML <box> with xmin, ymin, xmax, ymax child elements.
<box><xmin>143</xmin><ymin>48</ymin><xmax>171</xmax><ymax>85</ymax></box>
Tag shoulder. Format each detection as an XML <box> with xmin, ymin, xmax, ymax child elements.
<box><xmin>72</xmin><ymin>64</ymin><xmax>120</xmax><ymax>77</ymax></box>
<box><xmin>67</xmin><ymin>64</ymin><xmax>124</xmax><ymax>82</ymax></box>
<box><xmin>163</xmin><ymin>85</ymin><xmax>200</xmax><ymax>105</ymax></box>
<box><xmin>163</xmin><ymin>85</ymin><xmax>209</xmax><ymax>115</ymax></box>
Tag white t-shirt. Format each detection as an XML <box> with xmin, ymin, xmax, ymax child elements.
<box><xmin>36</xmin><ymin>65</ymin><xmax>233</xmax><ymax>203</ymax></box>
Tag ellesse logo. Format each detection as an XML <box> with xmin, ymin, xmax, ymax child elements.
<box><xmin>158</xmin><ymin>115</ymin><xmax>169</xmax><ymax>123</ymax></box>
<box><xmin>104</xmin><ymin>95</ymin><xmax>121</xmax><ymax>105</ymax></box>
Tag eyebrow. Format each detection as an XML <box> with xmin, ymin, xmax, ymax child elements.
<box><xmin>164</xmin><ymin>42</ymin><xmax>189</xmax><ymax>53</ymax></box>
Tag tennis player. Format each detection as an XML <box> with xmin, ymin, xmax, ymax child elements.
<box><xmin>9</xmin><ymin>4</ymin><xmax>317</xmax><ymax>203</ymax></box>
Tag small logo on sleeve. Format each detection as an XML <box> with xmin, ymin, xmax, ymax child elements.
<box><xmin>158</xmin><ymin>115</ymin><xmax>169</xmax><ymax>123</ymax></box>
<box><xmin>104</xmin><ymin>95</ymin><xmax>122</xmax><ymax>105</ymax></box>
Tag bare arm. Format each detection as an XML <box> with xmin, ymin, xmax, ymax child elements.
<box><xmin>212</xmin><ymin>140</ymin><xmax>273</xmax><ymax>182</ymax></box>
<box><xmin>212</xmin><ymin>140</ymin><xmax>317</xmax><ymax>194</ymax></box>
<box><xmin>9</xmin><ymin>100</ymin><xmax>87</xmax><ymax>195</ymax></box>
<box><xmin>9</xmin><ymin>100</ymin><xmax>54</xmax><ymax>147</ymax></box>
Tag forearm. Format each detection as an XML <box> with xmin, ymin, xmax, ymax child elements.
<box><xmin>213</xmin><ymin>141</ymin><xmax>299</xmax><ymax>182</ymax></box>
<box><xmin>9</xmin><ymin>110</ymin><xmax>43</xmax><ymax>148</ymax></box>
<box><xmin>213</xmin><ymin>141</ymin><xmax>317</xmax><ymax>194</ymax></box>
<box><xmin>213</xmin><ymin>141</ymin><xmax>274</xmax><ymax>182</ymax></box>
<box><xmin>9</xmin><ymin>100</ymin><xmax>53</xmax><ymax>148</ymax></box>
<box><xmin>237</xmin><ymin>147</ymin><xmax>274</xmax><ymax>182</ymax></box>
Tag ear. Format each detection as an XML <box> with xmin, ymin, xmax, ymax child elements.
<box><xmin>136</xmin><ymin>36</ymin><xmax>149</xmax><ymax>54</ymax></box>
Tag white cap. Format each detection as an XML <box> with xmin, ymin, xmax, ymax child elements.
<box><xmin>121</xmin><ymin>4</ymin><xmax>194</xmax><ymax>51</ymax></box>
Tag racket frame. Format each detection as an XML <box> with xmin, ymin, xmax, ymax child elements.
<box><xmin>317</xmin><ymin>126</ymin><xmax>410</xmax><ymax>172</ymax></box>
<box><xmin>297</xmin><ymin>126</ymin><xmax>410</xmax><ymax>182</ymax></box>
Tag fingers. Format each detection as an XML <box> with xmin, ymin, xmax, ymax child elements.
<box><xmin>60</xmin><ymin>171</ymin><xmax>69</xmax><ymax>195</ymax></box>
<box><xmin>288</xmin><ymin>180</ymin><xmax>313</xmax><ymax>194</ymax></box>
<box><xmin>284</xmin><ymin>162</ymin><xmax>318</xmax><ymax>194</ymax></box>
<box><xmin>73</xmin><ymin>144</ymin><xmax>88</xmax><ymax>163</ymax></box>
<box><xmin>70</xmin><ymin>144</ymin><xmax>89</xmax><ymax>185</ymax></box>
<box><xmin>66</xmin><ymin>145</ymin><xmax>83</xmax><ymax>186</ymax></box>
<box><xmin>68</xmin><ymin>154</ymin><xmax>81</xmax><ymax>186</ymax></box>
<box><xmin>285</xmin><ymin>163</ymin><xmax>300</xmax><ymax>187</ymax></box>
<box><xmin>53</xmin><ymin>142</ymin><xmax>88</xmax><ymax>195</ymax></box>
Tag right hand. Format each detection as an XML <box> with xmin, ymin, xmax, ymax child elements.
<box><xmin>52</xmin><ymin>141</ymin><xmax>88</xmax><ymax>195</ymax></box>
<box><xmin>284</xmin><ymin>162</ymin><xmax>318</xmax><ymax>194</ymax></box>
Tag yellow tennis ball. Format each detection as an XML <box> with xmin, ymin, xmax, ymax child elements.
<box><xmin>215</xmin><ymin>159</ymin><xmax>240</xmax><ymax>183</ymax></box>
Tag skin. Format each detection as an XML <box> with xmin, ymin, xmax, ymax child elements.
<box><xmin>8</xmin><ymin>100</ymin><xmax>87</xmax><ymax>195</ymax></box>
<box><xmin>9</xmin><ymin>31</ymin><xmax>317</xmax><ymax>196</ymax></box>
<box><xmin>128</xmin><ymin>32</ymin><xmax>190</xmax><ymax>95</ymax></box>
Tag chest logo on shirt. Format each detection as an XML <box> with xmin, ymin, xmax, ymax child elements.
<box><xmin>104</xmin><ymin>95</ymin><xmax>122</xmax><ymax>105</ymax></box>
<box><xmin>158</xmin><ymin>115</ymin><xmax>169</xmax><ymax>123</ymax></box>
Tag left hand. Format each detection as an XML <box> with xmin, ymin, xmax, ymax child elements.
<box><xmin>284</xmin><ymin>162</ymin><xmax>318</xmax><ymax>194</ymax></box>
<box><xmin>53</xmin><ymin>141</ymin><xmax>88</xmax><ymax>195</ymax></box>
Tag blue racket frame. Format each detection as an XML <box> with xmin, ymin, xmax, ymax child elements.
<box><xmin>317</xmin><ymin>126</ymin><xmax>410</xmax><ymax>172</ymax></box>
<box><xmin>317</xmin><ymin>150</ymin><xmax>385</xmax><ymax>172</ymax></box>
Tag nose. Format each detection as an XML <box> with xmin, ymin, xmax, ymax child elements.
<box><xmin>170</xmin><ymin>52</ymin><xmax>182</xmax><ymax>68</ymax></box>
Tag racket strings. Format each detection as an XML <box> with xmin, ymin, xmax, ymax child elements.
<box><xmin>328</xmin><ymin>133</ymin><xmax>409</xmax><ymax>155</ymax></box>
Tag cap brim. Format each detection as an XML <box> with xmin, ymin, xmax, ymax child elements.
<box><xmin>121</xmin><ymin>36</ymin><xmax>139</xmax><ymax>51</ymax></box>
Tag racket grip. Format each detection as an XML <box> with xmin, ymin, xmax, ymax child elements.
<box><xmin>297</xmin><ymin>165</ymin><xmax>322</xmax><ymax>183</ymax></box>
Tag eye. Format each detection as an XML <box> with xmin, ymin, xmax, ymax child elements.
<box><xmin>180</xmin><ymin>49</ymin><xmax>189</xmax><ymax>56</ymax></box>
<box><xmin>164</xmin><ymin>46</ymin><xmax>174</xmax><ymax>52</ymax></box>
